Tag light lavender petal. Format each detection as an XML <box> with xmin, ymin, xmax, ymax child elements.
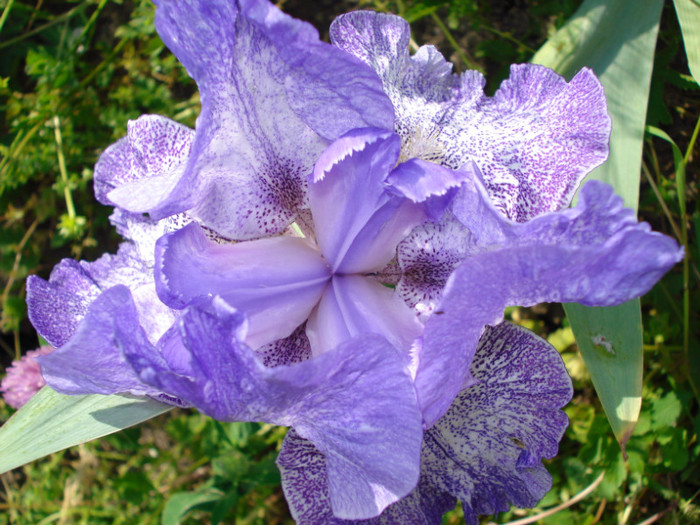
<box><xmin>155</xmin><ymin>223</ymin><xmax>330</xmax><ymax>349</ymax></box>
<box><xmin>416</xmin><ymin>179</ymin><xmax>683</xmax><ymax>426</ymax></box>
<box><xmin>309</xmin><ymin>128</ymin><xmax>424</xmax><ymax>273</ymax></box>
<box><xmin>306</xmin><ymin>275</ymin><xmax>423</xmax><ymax>357</ymax></box>
<box><xmin>125</xmin><ymin>296</ymin><xmax>423</xmax><ymax>519</ymax></box>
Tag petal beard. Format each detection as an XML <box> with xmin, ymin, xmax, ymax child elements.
<box><xmin>416</xmin><ymin>179</ymin><xmax>683</xmax><ymax>427</ymax></box>
<box><xmin>277</xmin><ymin>430</ymin><xmax>456</xmax><ymax>525</ymax></box>
<box><xmin>94</xmin><ymin>115</ymin><xmax>194</xmax><ymax>212</ymax></box>
<box><xmin>331</xmin><ymin>12</ymin><xmax>611</xmax><ymax>222</ymax></box>
<box><xmin>125</xmin><ymin>296</ymin><xmax>423</xmax><ymax>520</ymax></box>
<box><xmin>35</xmin><ymin>286</ymin><xmax>170</xmax><ymax>399</ymax></box>
<box><xmin>306</xmin><ymin>275</ymin><xmax>423</xmax><ymax>357</ymax></box>
<box><xmin>309</xmin><ymin>129</ymin><xmax>427</xmax><ymax>273</ymax></box>
<box><xmin>155</xmin><ymin>223</ymin><xmax>330</xmax><ymax>349</ymax></box>
<box><xmin>422</xmin><ymin>322</ymin><xmax>572</xmax><ymax>524</ymax></box>
<box><xmin>26</xmin><ymin>243</ymin><xmax>153</xmax><ymax>348</ymax></box>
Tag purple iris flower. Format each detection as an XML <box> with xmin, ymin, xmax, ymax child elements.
<box><xmin>24</xmin><ymin>1</ymin><xmax>683</xmax><ymax>524</ymax></box>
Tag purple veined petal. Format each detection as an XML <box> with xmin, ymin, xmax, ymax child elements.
<box><xmin>416</xmin><ymin>179</ymin><xmax>683</xmax><ymax>427</ymax></box>
<box><xmin>36</xmin><ymin>285</ymin><xmax>167</xmax><ymax>399</ymax></box>
<box><xmin>95</xmin><ymin>115</ymin><xmax>194</xmax><ymax>212</ymax></box>
<box><xmin>125</xmin><ymin>296</ymin><xmax>423</xmax><ymax>519</ymax></box>
<box><xmin>26</xmin><ymin>242</ymin><xmax>152</xmax><ymax>348</ymax></box>
<box><xmin>421</xmin><ymin>322</ymin><xmax>572</xmax><ymax>524</ymax></box>
<box><xmin>309</xmin><ymin>128</ymin><xmax>426</xmax><ymax>273</ymax></box>
<box><xmin>155</xmin><ymin>222</ymin><xmax>330</xmax><ymax>349</ymax></box>
<box><xmin>306</xmin><ymin>274</ymin><xmax>423</xmax><ymax>357</ymax></box>
<box><xmin>277</xmin><ymin>430</ymin><xmax>456</xmax><ymax>525</ymax></box>
<box><xmin>331</xmin><ymin>12</ymin><xmax>611</xmax><ymax>222</ymax></box>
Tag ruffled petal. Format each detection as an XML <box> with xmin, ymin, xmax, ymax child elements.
<box><xmin>331</xmin><ymin>11</ymin><xmax>611</xmax><ymax>221</ymax></box>
<box><xmin>36</xmin><ymin>286</ymin><xmax>167</xmax><ymax>399</ymax></box>
<box><xmin>416</xmin><ymin>179</ymin><xmax>683</xmax><ymax>426</ymax></box>
<box><xmin>26</xmin><ymin>243</ymin><xmax>152</xmax><ymax>348</ymax></box>
<box><xmin>94</xmin><ymin>115</ymin><xmax>194</xmax><ymax>211</ymax></box>
<box><xmin>309</xmin><ymin>128</ymin><xmax>425</xmax><ymax>273</ymax></box>
<box><xmin>155</xmin><ymin>223</ymin><xmax>330</xmax><ymax>349</ymax></box>
<box><xmin>150</xmin><ymin>1</ymin><xmax>394</xmax><ymax>238</ymax></box>
<box><xmin>421</xmin><ymin>322</ymin><xmax>572</xmax><ymax>524</ymax></box>
<box><xmin>306</xmin><ymin>275</ymin><xmax>423</xmax><ymax>357</ymax></box>
<box><xmin>277</xmin><ymin>430</ymin><xmax>455</xmax><ymax>525</ymax></box>
<box><xmin>124</xmin><ymin>296</ymin><xmax>423</xmax><ymax>520</ymax></box>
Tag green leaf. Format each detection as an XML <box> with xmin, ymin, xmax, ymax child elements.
<box><xmin>532</xmin><ymin>0</ymin><xmax>664</xmax><ymax>450</ymax></box>
<box><xmin>564</xmin><ymin>301</ymin><xmax>643</xmax><ymax>454</ymax></box>
<box><xmin>161</xmin><ymin>489</ymin><xmax>223</xmax><ymax>525</ymax></box>
<box><xmin>0</xmin><ymin>386</ymin><xmax>172</xmax><ymax>474</ymax></box>
<box><xmin>674</xmin><ymin>0</ymin><xmax>700</xmax><ymax>85</ymax></box>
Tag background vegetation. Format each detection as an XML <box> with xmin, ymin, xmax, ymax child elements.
<box><xmin>0</xmin><ymin>0</ymin><xmax>698</xmax><ymax>523</ymax></box>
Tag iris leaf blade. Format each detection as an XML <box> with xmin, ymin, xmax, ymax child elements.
<box><xmin>532</xmin><ymin>0</ymin><xmax>664</xmax><ymax>448</ymax></box>
<box><xmin>673</xmin><ymin>0</ymin><xmax>700</xmax><ymax>85</ymax></box>
<box><xmin>0</xmin><ymin>386</ymin><xmax>172</xmax><ymax>474</ymax></box>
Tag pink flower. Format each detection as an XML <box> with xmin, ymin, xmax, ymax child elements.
<box><xmin>1</xmin><ymin>346</ymin><xmax>54</xmax><ymax>409</ymax></box>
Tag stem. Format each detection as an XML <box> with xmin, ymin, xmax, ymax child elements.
<box><xmin>0</xmin><ymin>3</ymin><xmax>87</xmax><ymax>50</ymax></box>
<box><xmin>0</xmin><ymin>0</ymin><xmax>15</xmax><ymax>36</ymax></box>
<box><xmin>53</xmin><ymin>116</ymin><xmax>76</xmax><ymax>219</ymax></box>
<box><xmin>503</xmin><ymin>472</ymin><xmax>605</xmax><ymax>525</ymax></box>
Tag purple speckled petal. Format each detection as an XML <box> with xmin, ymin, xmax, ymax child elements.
<box><xmin>257</xmin><ymin>324</ymin><xmax>312</xmax><ymax>368</ymax></box>
<box><xmin>36</xmin><ymin>285</ymin><xmax>166</xmax><ymax>398</ymax></box>
<box><xmin>396</xmin><ymin>214</ymin><xmax>470</xmax><ymax>320</ymax></box>
<box><xmin>422</xmin><ymin>322</ymin><xmax>572</xmax><ymax>524</ymax></box>
<box><xmin>415</xmin><ymin>179</ymin><xmax>683</xmax><ymax>426</ymax></box>
<box><xmin>94</xmin><ymin>115</ymin><xmax>194</xmax><ymax>211</ymax></box>
<box><xmin>278</xmin><ymin>430</ymin><xmax>455</xmax><ymax>525</ymax></box>
<box><xmin>331</xmin><ymin>11</ymin><xmax>611</xmax><ymax>221</ymax></box>
<box><xmin>306</xmin><ymin>275</ymin><xmax>423</xmax><ymax>357</ymax></box>
<box><xmin>309</xmin><ymin>128</ymin><xmax>425</xmax><ymax>273</ymax></box>
<box><xmin>155</xmin><ymin>223</ymin><xmax>330</xmax><ymax>349</ymax></box>
<box><xmin>126</xmin><ymin>296</ymin><xmax>423</xmax><ymax>519</ymax></box>
<box><xmin>26</xmin><ymin>243</ymin><xmax>153</xmax><ymax>348</ymax></box>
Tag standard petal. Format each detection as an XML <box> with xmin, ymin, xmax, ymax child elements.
<box><xmin>421</xmin><ymin>323</ymin><xmax>572</xmax><ymax>524</ymax></box>
<box><xmin>94</xmin><ymin>115</ymin><xmax>194</xmax><ymax>211</ymax></box>
<box><xmin>416</xmin><ymin>179</ymin><xmax>683</xmax><ymax>426</ymax></box>
<box><xmin>440</xmin><ymin>64</ymin><xmax>611</xmax><ymax>221</ymax></box>
<box><xmin>309</xmin><ymin>129</ymin><xmax>425</xmax><ymax>273</ymax></box>
<box><xmin>156</xmin><ymin>223</ymin><xmax>330</xmax><ymax>349</ymax></box>
<box><xmin>332</xmin><ymin>12</ymin><xmax>611</xmax><ymax>221</ymax></box>
<box><xmin>36</xmin><ymin>286</ymin><xmax>167</xmax><ymax>399</ymax></box>
<box><xmin>306</xmin><ymin>275</ymin><xmax>423</xmax><ymax>357</ymax></box>
<box><xmin>278</xmin><ymin>430</ymin><xmax>455</xmax><ymax>525</ymax></box>
<box><xmin>125</xmin><ymin>296</ymin><xmax>423</xmax><ymax>519</ymax></box>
